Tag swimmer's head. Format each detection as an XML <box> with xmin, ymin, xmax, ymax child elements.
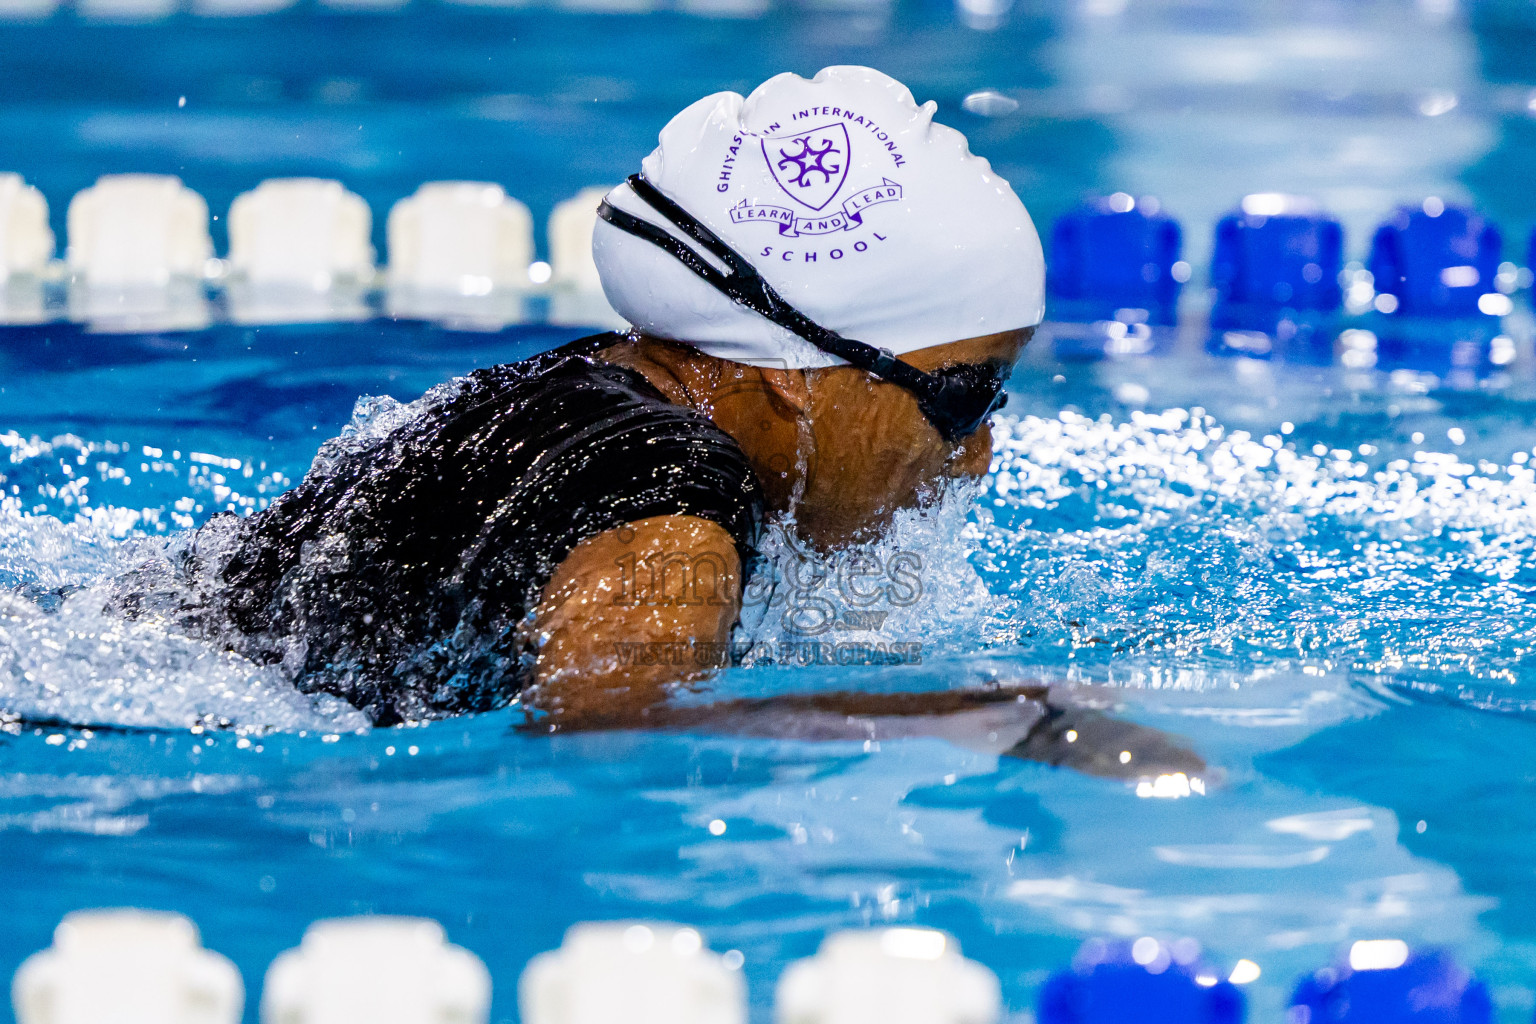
<box><xmin>592</xmin><ymin>65</ymin><xmax>1046</xmax><ymax>368</ymax></box>
<box><xmin>602</xmin><ymin>325</ymin><xmax>1032</xmax><ymax>548</ymax></box>
<box><xmin>594</xmin><ymin>66</ymin><xmax>1043</xmax><ymax>546</ymax></box>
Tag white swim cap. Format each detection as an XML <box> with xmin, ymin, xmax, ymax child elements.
<box><xmin>593</xmin><ymin>65</ymin><xmax>1045</xmax><ymax>369</ymax></box>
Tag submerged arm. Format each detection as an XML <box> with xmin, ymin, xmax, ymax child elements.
<box><xmin>526</xmin><ymin>518</ymin><xmax>1204</xmax><ymax>780</ymax></box>
<box><xmin>638</xmin><ymin>685</ymin><xmax>1207</xmax><ymax>781</ymax></box>
<box><xmin>523</xmin><ymin>514</ymin><xmax>743</xmax><ymax>728</ymax></box>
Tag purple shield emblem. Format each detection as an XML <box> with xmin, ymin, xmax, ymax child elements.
<box><xmin>762</xmin><ymin>123</ymin><xmax>851</xmax><ymax>212</ymax></box>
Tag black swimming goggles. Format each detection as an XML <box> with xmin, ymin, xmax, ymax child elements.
<box><xmin>596</xmin><ymin>174</ymin><xmax>1010</xmax><ymax>443</ymax></box>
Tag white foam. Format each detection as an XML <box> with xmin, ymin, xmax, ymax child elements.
<box><xmin>0</xmin><ymin>576</ymin><xmax>368</xmax><ymax>733</ymax></box>
<box><xmin>0</xmin><ymin>435</ymin><xmax>367</xmax><ymax>732</ymax></box>
<box><xmin>978</xmin><ymin>406</ymin><xmax>1536</xmax><ymax>699</ymax></box>
<box><xmin>734</xmin><ymin>481</ymin><xmax>1002</xmax><ymax>663</ymax></box>
<box><xmin>307</xmin><ymin>377</ymin><xmax>464</xmax><ymax>480</ymax></box>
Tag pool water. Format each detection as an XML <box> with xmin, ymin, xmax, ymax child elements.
<box><xmin>8</xmin><ymin>322</ymin><xmax>1536</xmax><ymax>1022</ymax></box>
<box><xmin>6</xmin><ymin>0</ymin><xmax>1536</xmax><ymax>1021</ymax></box>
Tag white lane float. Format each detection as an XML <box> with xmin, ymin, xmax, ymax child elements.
<box><xmin>66</xmin><ymin>174</ymin><xmax>213</xmax><ymax>330</ymax></box>
<box><xmin>13</xmin><ymin>909</ymin><xmax>243</xmax><ymax>1024</ymax></box>
<box><xmin>521</xmin><ymin>921</ymin><xmax>745</xmax><ymax>1024</ymax></box>
<box><xmin>228</xmin><ymin>177</ymin><xmax>374</xmax><ymax>289</ymax></box>
<box><xmin>68</xmin><ymin>174</ymin><xmax>212</xmax><ymax>287</ymax></box>
<box><xmin>547</xmin><ymin>186</ymin><xmax>625</xmax><ymax>329</ymax></box>
<box><xmin>225</xmin><ymin>177</ymin><xmax>374</xmax><ymax>324</ymax></box>
<box><xmin>262</xmin><ymin>916</ymin><xmax>491</xmax><ymax>1024</ymax></box>
<box><xmin>0</xmin><ymin>172</ymin><xmax>53</xmax><ymax>324</ymax></box>
<box><xmin>777</xmin><ymin>929</ymin><xmax>1001</xmax><ymax>1024</ymax></box>
<box><xmin>385</xmin><ymin>180</ymin><xmax>533</xmax><ymax>328</ymax></box>
<box><xmin>0</xmin><ymin>172</ymin><xmax>53</xmax><ymax>280</ymax></box>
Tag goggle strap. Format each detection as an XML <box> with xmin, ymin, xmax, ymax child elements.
<box><xmin>594</xmin><ymin>200</ymin><xmax>735</xmax><ymax>295</ymax></box>
<box><xmin>601</xmin><ymin>175</ymin><xmax>943</xmax><ymax>403</ymax></box>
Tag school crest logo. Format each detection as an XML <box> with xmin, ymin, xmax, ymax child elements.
<box><xmin>765</xmin><ymin>124</ymin><xmax>850</xmax><ymax>211</ymax></box>
<box><xmin>730</xmin><ymin>123</ymin><xmax>904</xmax><ymax>238</ymax></box>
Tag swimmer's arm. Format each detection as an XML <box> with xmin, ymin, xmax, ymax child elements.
<box><xmin>523</xmin><ymin>527</ymin><xmax>1204</xmax><ymax>780</ymax></box>
<box><xmin>522</xmin><ymin>514</ymin><xmax>743</xmax><ymax>729</ymax></box>
<box><xmin>637</xmin><ymin>685</ymin><xmax>1207</xmax><ymax>781</ymax></box>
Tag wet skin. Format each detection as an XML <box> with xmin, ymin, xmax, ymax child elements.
<box><xmin>513</xmin><ymin>327</ymin><xmax>1204</xmax><ymax>779</ymax></box>
<box><xmin>598</xmin><ymin>328</ymin><xmax>1033</xmax><ymax>549</ymax></box>
<box><xmin>522</xmin><ymin>323</ymin><xmax>1204</xmax><ymax>779</ymax></box>
<box><xmin>520</xmin><ymin>329</ymin><xmax>1030</xmax><ymax>727</ymax></box>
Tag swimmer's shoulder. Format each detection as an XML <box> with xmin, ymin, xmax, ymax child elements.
<box><xmin>455</xmin><ymin>331</ymin><xmax>765</xmax><ymax>560</ymax></box>
<box><xmin>448</xmin><ymin>331</ymin><xmax>724</xmax><ymax>438</ymax></box>
<box><xmin>432</xmin><ymin>331</ymin><xmax>650</xmax><ymax>415</ymax></box>
<box><xmin>466</xmin><ymin>331</ymin><xmax>628</xmax><ymax>389</ymax></box>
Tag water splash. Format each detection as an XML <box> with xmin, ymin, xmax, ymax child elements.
<box><xmin>0</xmin><ymin>445</ymin><xmax>369</xmax><ymax>733</ymax></box>
<box><xmin>6</xmin><ymin>389</ymin><xmax>1536</xmax><ymax>729</ymax></box>
<box><xmin>0</xmin><ymin>387</ymin><xmax>477</xmax><ymax>733</ymax></box>
<box><xmin>0</xmin><ymin>576</ymin><xmax>368</xmax><ymax>733</ymax></box>
<box><xmin>734</xmin><ymin>480</ymin><xmax>1007</xmax><ymax>663</ymax></box>
<box><xmin>977</xmin><ymin>407</ymin><xmax>1536</xmax><ymax>710</ymax></box>
<box><xmin>308</xmin><ymin>381</ymin><xmax>462</xmax><ymax>478</ymax></box>
<box><xmin>0</xmin><ymin>429</ymin><xmax>293</xmax><ymax>534</ymax></box>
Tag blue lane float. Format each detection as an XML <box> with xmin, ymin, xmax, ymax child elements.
<box><xmin>1036</xmin><ymin>938</ymin><xmax>1246</xmax><ymax>1024</ymax></box>
<box><xmin>1368</xmin><ymin>200</ymin><xmax>1501</xmax><ymax>319</ymax></box>
<box><xmin>1206</xmin><ymin>194</ymin><xmax>1343</xmax><ymax>364</ymax></box>
<box><xmin>1362</xmin><ymin>199</ymin><xmax>1508</xmax><ymax>378</ymax></box>
<box><xmin>1043</xmin><ymin>193</ymin><xmax>1186</xmax><ymax>360</ymax></box>
<box><xmin>1288</xmin><ymin>942</ymin><xmax>1492</xmax><ymax>1024</ymax></box>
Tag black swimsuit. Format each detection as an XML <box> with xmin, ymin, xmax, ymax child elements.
<box><xmin>216</xmin><ymin>333</ymin><xmax>763</xmax><ymax>725</ymax></box>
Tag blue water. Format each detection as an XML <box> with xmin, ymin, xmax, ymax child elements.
<box><xmin>7</xmin><ymin>1</ymin><xmax>1536</xmax><ymax>1022</ymax></box>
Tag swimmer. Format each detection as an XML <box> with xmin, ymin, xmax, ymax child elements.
<box><xmin>115</xmin><ymin>66</ymin><xmax>1199</xmax><ymax>778</ymax></box>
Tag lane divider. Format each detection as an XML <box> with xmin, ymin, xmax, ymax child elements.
<box><xmin>0</xmin><ymin>173</ymin><xmax>52</xmax><ymax>282</ymax></box>
<box><xmin>7</xmin><ymin>910</ymin><xmax>1503</xmax><ymax>1024</ymax></box>
<box><xmin>778</xmin><ymin>929</ymin><xmax>999</xmax><ymax>1024</ymax></box>
<box><xmin>0</xmin><ymin>174</ymin><xmax>1531</xmax><ymax>359</ymax></box>
<box><xmin>0</xmin><ymin>172</ymin><xmax>622</xmax><ymax>332</ymax></box>
<box><xmin>65</xmin><ymin>174</ymin><xmax>212</xmax><ymax>288</ymax></box>
<box><xmin>229</xmin><ymin>178</ymin><xmax>376</xmax><ymax>290</ymax></box>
